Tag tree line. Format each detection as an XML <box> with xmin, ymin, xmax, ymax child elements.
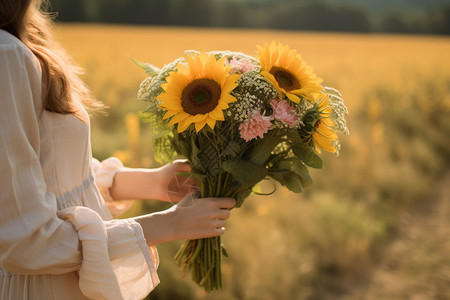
<box><xmin>48</xmin><ymin>0</ymin><xmax>450</xmax><ymax>35</ymax></box>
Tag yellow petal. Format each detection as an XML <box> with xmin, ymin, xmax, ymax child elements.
<box><xmin>168</xmin><ymin>111</ymin><xmax>190</xmax><ymax>125</ymax></box>
<box><xmin>209</xmin><ymin>109</ymin><xmax>225</xmax><ymax>121</ymax></box>
<box><xmin>206</xmin><ymin>118</ymin><xmax>217</xmax><ymax>130</ymax></box>
<box><xmin>217</xmin><ymin>101</ymin><xmax>229</xmax><ymax>110</ymax></box>
<box><xmin>176</xmin><ymin>63</ymin><xmax>189</xmax><ymax>74</ymax></box>
<box><xmin>163</xmin><ymin>110</ymin><xmax>178</xmax><ymax>119</ymax></box>
<box><xmin>220</xmin><ymin>94</ymin><xmax>237</xmax><ymax>104</ymax></box>
<box><xmin>260</xmin><ymin>71</ymin><xmax>278</xmax><ymax>88</ymax></box>
<box><xmin>223</xmin><ymin>74</ymin><xmax>241</xmax><ymax>91</ymax></box>
<box><xmin>159</xmin><ymin>97</ymin><xmax>182</xmax><ymax>110</ymax></box>
<box><xmin>286</xmin><ymin>92</ymin><xmax>300</xmax><ymax>103</ymax></box>
<box><xmin>160</xmin><ymin>83</ymin><xmax>169</xmax><ymax>91</ymax></box>
<box><xmin>190</xmin><ymin>114</ymin><xmax>208</xmax><ymax>122</ymax></box>
<box><xmin>313</xmin><ymin>132</ymin><xmax>336</xmax><ymax>153</ymax></box>
<box><xmin>321</xmin><ymin>117</ymin><xmax>335</xmax><ymax>128</ymax></box>
<box><xmin>170</xmin><ymin>74</ymin><xmax>190</xmax><ymax>88</ymax></box>
<box><xmin>195</xmin><ymin>119</ymin><xmax>208</xmax><ymax>132</ymax></box>
<box><xmin>158</xmin><ymin>93</ymin><xmax>179</xmax><ymax>103</ymax></box>
<box><xmin>177</xmin><ymin>117</ymin><xmax>193</xmax><ymax>133</ymax></box>
<box><xmin>316</xmin><ymin>123</ymin><xmax>338</xmax><ymax>139</ymax></box>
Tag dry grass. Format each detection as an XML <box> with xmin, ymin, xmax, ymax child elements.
<box><xmin>56</xmin><ymin>24</ymin><xmax>450</xmax><ymax>299</ymax></box>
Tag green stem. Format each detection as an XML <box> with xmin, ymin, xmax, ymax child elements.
<box><xmin>221</xmin><ymin>172</ymin><xmax>232</xmax><ymax>197</ymax></box>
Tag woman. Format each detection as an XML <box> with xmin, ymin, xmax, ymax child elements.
<box><xmin>0</xmin><ymin>0</ymin><xmax>235</xmax><ymax>299</ymax></box>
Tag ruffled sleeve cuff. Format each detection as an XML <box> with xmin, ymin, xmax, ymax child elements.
<box><xmin>58</xmin><ymin>206</ymin><xmax>160</xmax><ymax>300</ymax></box>
<box><xmin>92</xmin><ymin>157</ymin><xmax>134</xmax><ymax>217</ymax></box>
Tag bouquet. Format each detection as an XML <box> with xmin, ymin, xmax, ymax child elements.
<box><xmin>136</xmin><ymin>41</ymin><xmax>349</xmax><ymax>291</ymax></box>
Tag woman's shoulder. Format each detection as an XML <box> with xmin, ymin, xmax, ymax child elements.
<box><xmin>0</xmin><ymin>29</ymin><xmax>37</xmax><ymax>61</ymax></box>
<box><xmin>0</xmin><ymin>29</ymin><xmax>41</xmax><ymax>74</ymax></box>
<box><xmin>0</xmin><ymin>29</ymin><xmax>24</xmax><ymax>48</ymax></box>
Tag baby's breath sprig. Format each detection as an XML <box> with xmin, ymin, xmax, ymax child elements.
<box><xmin>325</xmin><ymin>87</ymin><xmax>349</xmax><ymax>136</ymax></box>
<box><xmin>229</xmin><ymin>71</ymin><xmax>280</xmax><ymax>122</ymax></box>
<box><xmin>209</xmin><ymin>50</ymin><xmax>260</xmax><ymax>68</ymax></box>
<box><xmin>138</xmin><ymin>57</ymin><xmax>186</xmax><ymax>103</ymax></box>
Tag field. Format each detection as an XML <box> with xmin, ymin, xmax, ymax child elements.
<box><xmin>56</xmin><ymin>24</ymin><xmax>450</xmax><ymax>299</ymax></box>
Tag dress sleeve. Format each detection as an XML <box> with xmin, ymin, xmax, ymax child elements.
<box><xmin>0</xmin><ymin>41</ymin><xmax>159</xmax><ymax>298</ymax></box>
<box><xmin>92</xmin><ymin>157</ymin><xmax>134</xmax><ymax>217</ymax></box>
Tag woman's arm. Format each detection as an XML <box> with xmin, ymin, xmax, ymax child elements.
<box><xmin>109</xmin><ymin>161</ymin><xmax>197</xmax><ymax>203</ymax></box>
<box><xmin>110</xmin><ymin>161</ymin><xmax>236</xmax><ymax>245</ymax></box>
<box><xmin>133</xmin><ymin>195</ymin><xmax>236</xmax><ymax>245</ymax></box>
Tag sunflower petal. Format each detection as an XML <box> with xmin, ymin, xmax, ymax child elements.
<box><xmin>313</xmin><ymin>132</ymin><xmax>336</xmax><ymax>153</ymax></box>
<box><xmin>168</xmin><ymin>111</ymin><xmax>190</xmax><ymax>125</ymax></box>
<box><xmin>260</xmin><ymin>71</ymin><xmax>279</xmax><ymax>89</ymax></box>
<box><xmin>321</xmin><ymin>117</ymin><xmax>335</xmax><ymax>128</ymax></box>
<box><xmin>286</xmin><ymin>92</ymin><xmax>300</xmax><ymax>103</ymax></box>
<box><xmin>209</xmin><ymin>109</ymin><xmax>225</xmax><ymax>121</ymax></box>
<box><xmin>195</xmin><ymin>119</ymin><xmax>208</xmax><ymax>132</ymax></box>
<box><xmin>206</xmin><ymin>118</ymin><xmax>217</xmax><ymax>130</ymax></box>
<box><xmin>177</xmin><ymin>117</ymin><xmax>193</xmax><ymax>133</ymax></box>
<box><xmin>316</xmin><ymin>123</ymin><xmax>338</xmax><ymax>139</ymax></box>
<box><xmin>176</xmin><ymin>63</ymin><xmax>189</xmax><ymax>74</ymax></box>
<box><xmin>163</xmin><ymin>110</ymin><xmax>178</xmax><ymax>119</ymax></box>
<box><xmin>190</xmin><ymin>114</ymin><xmax>208</xmax><ymax>122</ymax></box>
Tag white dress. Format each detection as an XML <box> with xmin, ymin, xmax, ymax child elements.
<box><xmin>0</xmin><ymin>29</ymin><xmax>159</xmax><ymax>299</ymax></box>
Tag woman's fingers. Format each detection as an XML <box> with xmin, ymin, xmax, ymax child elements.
<box><xmin>213</xmin><ymin>227</ymin><xmax>226</xmax><ymax>237</ymax></box>
<box><xmin>212</xmin><ymin>197</ymin><xmax>236</xmax><ymax>210</ymax></box>
<box><xmin>214</xmin><ymin>219</ymin><xmax>227</xmax><ymax>229</ymax></box>
<box><xmin>216</xmin><ymin>209</ymin><xmax>231</xmax><ymax>220</ymax></box>
<box><xmin>173</xmin><ymin>196</ymin><xmax>236</xmax><ymax>239</ymax></box>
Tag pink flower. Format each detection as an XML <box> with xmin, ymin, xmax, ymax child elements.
<box><xmin>226</xmin><ymin>57</ymin><xmax>255</xmax><ymax>74</ymax></box>
<box><xmin>239</xmin><ymin>110</ymin><xmax>273</xmax><ymax>141</ymax></box>
<box><xmin>270</xmin><ymin>99</ymin><xmax>299</xmax><ymax>127</ymax></box>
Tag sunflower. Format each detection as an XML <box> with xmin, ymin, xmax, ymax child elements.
<box><xmin>311</xmin><ymin>94</ymin><xmax>338</xmax><ymax>154</ymax></box>
<box><xmin>257</xmin><ymin>41</ymin><xmax>323</xmax><ymax>103</ymax></box>
<box><xmin>158</xmin><ymin>53</ymin><xmax>241</xmax><ymax>133</ymax></box>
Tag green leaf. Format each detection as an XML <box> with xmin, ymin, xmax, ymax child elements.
<box><xmin>282</xmin><ymin>172</ymin><xmax>304</xmax><ymax>193</ymax></box>
<box><xmin>188</xmin><ymin>134</ymin><xmax>207</xmax><ymax>174</ymax></box>
<box><xmin>269</xmin><ymin>170</ymin><xmax>304</xmax><ymax>193</ymax></box>
<box><xmin>221</xmin><ymin>244</ymin><xmax>229</xmax><ymax>258</ymax></box>
<box><xmin>286</xmin><ymin>157</ymin><xmax>313</xmax><ymax>185</ymax></box>
<box><xmin>196</xmin><ymin>137</ymin><xmax>219</xmax><ymax>176</ymax></box>
<box><xmin>292</xmin><ymin>144</ymin><xmax>323</xmax><ymax>169</ymax></box>
<box><xmin>269</xmin><ymin>157</ymin><xmax>313</xmax><ymax>193</ymax></box>
<box><xmin>223</xmin><ymin>159</ymin><xmax>268</xmax><ymax>188</ymax></box>
<box><xmin>233</xmin><ymin>188</ymin><xmax>252</xmax><ymax>208</ymax></box>
<box><xmin>222</xmin><ymin>141</ymin><xmax>242</xmax><ymax>159</ymax></box>
<box><xmin>131</xmin><ymin>57</ymin><xmax>160</xmax><ymax>77</ymax></box>
<box><xmin>244</xmin><ymin>135</ymin><xmax>283</xmax><ymax>165</ymax></box>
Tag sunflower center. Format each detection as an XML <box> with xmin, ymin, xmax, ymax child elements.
<box><xmin>181</xmin><ymin>78</ymin><xmax>222</xmax><ymax>115</ymax></box>
<box><xmin>270</xmin><ymin>66</ymin><xmax>301</xmax><ymax>92</ymax></box>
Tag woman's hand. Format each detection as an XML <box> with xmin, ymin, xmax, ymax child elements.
<box><xmin>109</xmin><ymin>160</ymin><xmax>198</xmax><ymax>202</ymax></box>
<box><xmin>171</xmin><ymin>195</ymin><xmax>236</xmax><ymax>240</ymax></box>
<box><xmin>134</xmin><ymin>196</ymin><xmax>236</xmax><ymax>245</ymax></box>
<box><xmin>155</xmin><ymin>160</ymin><xmax>199</xmax><ymax>203</ymax></box>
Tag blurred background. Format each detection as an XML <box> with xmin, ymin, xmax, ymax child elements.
<box><xmin>48</xmin><ymin>0</ymin><xmax>450</xmax><ymax>299</ymax></box>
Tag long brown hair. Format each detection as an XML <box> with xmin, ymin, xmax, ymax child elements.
<box><xmin>0</xmin><ymin>0</ymin><xmax>103</xmax><ymax>114</ymax></box>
